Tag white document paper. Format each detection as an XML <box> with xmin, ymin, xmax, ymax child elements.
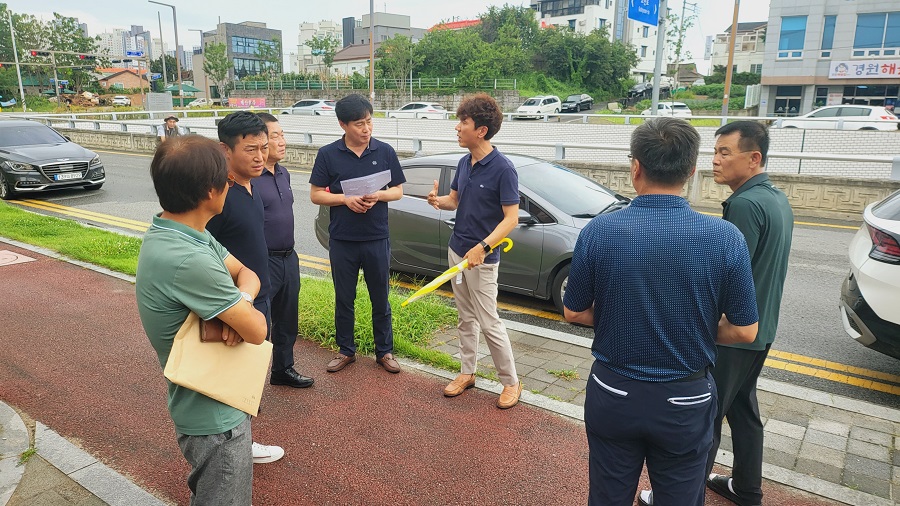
<box><xmin>340</xmin><ymin>169</ymin><xmax>392</xmax><ymax>197</ymax></box>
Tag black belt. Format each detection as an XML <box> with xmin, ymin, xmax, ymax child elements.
<box><xmin>673</xmin><ymin>367</ymin><xmax>709</xmax><ymax>383</ymax></box>
<box><xmin>268</xmin><ymin>248</ymin><xmax>294</xmax><ymax>257</ymax></box>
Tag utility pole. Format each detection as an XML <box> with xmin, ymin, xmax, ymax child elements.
<box><xmin>720</xmin><ymin>0</ymin><xmax>740</xmax><ymax>124</ymax></box>
<box><xmin>6</xmin><ymin>10</ymin><xmax>26</xmax><ymax>111</ymax></box>
<box><xmin>157</xmin><ymin>12</ymin><xmax>168</xmax><ymax>88</ymax></box>
<box><xmin>650</xmin><ymin>0</ymin><xmax>668</xmax><ymax>115</ymax></box>
<box><xmin>369</xmin><ymin>0</ymin><xmax>375</xmax><ymax>103</ymax></box>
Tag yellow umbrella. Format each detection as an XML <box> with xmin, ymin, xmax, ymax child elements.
<box><xmin>401</xmin><ymin>238</ymin><xmax>513</xmax><ymax>307</ymax></box>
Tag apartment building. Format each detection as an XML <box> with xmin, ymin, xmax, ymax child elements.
<box><xmin>292</xmin><ymin>20</ymin><xmax>343</xmax><ymax>74</ymax></box>
<box><xmin>710</xmin><ymin>22</ymin><xmax>766</xmax><ymax>75</ymax></box>
<box><xmin>201</xmin><ymin>21</ymin><xmax>283</xmax><ymax>81</ymax></box>
<box><xmin>762</xmin><ymin>0</ymin><xmax>900</xmax><ymax>116</ymax></box>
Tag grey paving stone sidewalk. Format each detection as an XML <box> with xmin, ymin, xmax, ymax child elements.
<box><xmin>428</xmin><ymin>322</ymin><xmax>900</xmax><ymax>505</ymax></box>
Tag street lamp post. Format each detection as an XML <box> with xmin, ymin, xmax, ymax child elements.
<box><xmin>157</xmin><ymin>12</ymin><xmax>168</xmax><ymax>88</ymax></box>
<box><xmin>6</xmin><ymin>10</ymin><xmax>26</xmax><ymax>112</ymax></box>
<box><xmin>148</xmin><ymin>0</ymin><xmax>183</xmax><ymax>107</ymax></box>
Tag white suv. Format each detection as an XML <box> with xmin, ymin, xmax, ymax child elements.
<box><xmin>516</xmin><ymin>95</ymin><xmax>561</xmax><ymax>119</ymax></box>
<box><xmin>840</xmin><ymin>189</ymin><xmax>900</xmax><ymax>360</ymax></box>
<box><xmin>641</xmin><ymin>101</ymin><xmax>692</xmax><ymax>117</ymax></box>
<box><xmin>781</xmin><ymin>105</ymin><xmax>899</xmax><ymax>131</ymax></box>
<box><xmin>111</xmin><ymin>95</ymin><xmax>131</xmax><ymax>106</ymax></box>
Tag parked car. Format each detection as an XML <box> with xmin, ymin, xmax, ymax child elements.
<box><xmin>186</xmin><ymin>97</ymin><xmax>212</xmax><ymax>108</ymax></box>
<box><xmin>314</xmin><ymin>153</ymin><xmax>630</xmax><ymax>312</ymax></box>
<box><xmin>281</xmin><ymin>99</ymin><xmax>336</xmax><ymax>116</ymax></box>
<box><xmin>779</xmin><ymin>105</ymin><xmax>898</xmax><ymax>131</ymax></box>
<box><xmin>111</xmin><ymin>95</ymin><xmax>131</xmax><ymax>106</ymax></box>
<box><xmin>387</xmin><ymin>102</ymin><xmax>447</xmax><ymax>119</ymax></box>
<box><xmin>641</xmin><ymin>101</ymin><xmax>693</xmax><ymax>117</ymax></box>
<box><xmin>560</xmin><ymin>94</ymin><xmax>594</xmax><ymax>113</ymax></box>
<box><xmin>840</xmin><ymin>189</ymin><xmax>900</xmax><ymax>360</ymax></box>
<box><xmin>0</xmin><ymin>119</ymin><xmax>105</xmax><ymax>200</ymax></box>
<box><xmin>515</xmin><ymin>95</ymin><xmax>561</xmax><ymax>119</ymax></box>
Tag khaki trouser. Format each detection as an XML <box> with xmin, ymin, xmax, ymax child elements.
<box><xmin>449</xmin><ymin>248</ymin><xmax>518</xmax><ymax>387</ymax></box>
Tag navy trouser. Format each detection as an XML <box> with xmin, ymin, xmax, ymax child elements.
<box><xmin>268</xmin><ymin>249</ymin><xmax>300</xmax><ymax>372</ymax></box>
<box><xmin>252</xmin><ymin>298</ymin><xmax>271</xmax><ymax>341</ymax></box>
<box><xmin>585</xmin><ymin>360</ymin><xmax>716</xmax><ymax>506</ymax></box>
<box><xmin>328</xmin><ymin>237</ymin><xmax>393</xmax><ymax>358</ymax></box>
<box><xmin>705</xmin><ymin>344</ymin><xmax>771</xmax><ymax>505</ymax></box>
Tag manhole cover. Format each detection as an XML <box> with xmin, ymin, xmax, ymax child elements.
<box><xmin>0</xmin><ymin>250</ymin><xmax>36</xmax><ymax>267</ymax></box>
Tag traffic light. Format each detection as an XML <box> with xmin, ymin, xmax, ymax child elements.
<box><xmin>30</xmin><ymin>50</ymin><xmax>50</xmax><ymax>57</ymax></box>
<box><xmin>78</xmin><ymin>55</ymin><xmax>97</xmax><ymax>61</ymax></box>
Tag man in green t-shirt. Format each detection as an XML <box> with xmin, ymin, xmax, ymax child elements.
<box><xmin>136</xmin><ymin>135</ymin><xmax>269</xmax><ymax>506</ymax></box>
<box><xmin>706</xmin><ymin>121</ymin><xmax>794</xmax><ymax>506</ymax></box>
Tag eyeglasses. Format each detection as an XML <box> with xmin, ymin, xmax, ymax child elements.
<box><xmin>226</xmin><ymin>176</ymin><xmax>236</xmax><ymax>188</ymax></box>
<box><xmin>627</xmin><ymin>154</ymin><xmax>652</xmax><ymax>171</ymax></box>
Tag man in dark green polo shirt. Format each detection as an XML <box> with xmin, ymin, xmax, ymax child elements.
<box><xmin>706</xmin><ymin>121</ymin><xmax>794</xmax><ymax>506</ymax></box>
<box><xmin>136</xmin><ymin>135</ymin><xmax>269</xmax><ymax>506</ymax></box>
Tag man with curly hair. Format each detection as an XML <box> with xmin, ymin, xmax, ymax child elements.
<box><xmin>428</xmin><ymin>93</ymin><xmax>522</xmax><ymax>409</ymax></box>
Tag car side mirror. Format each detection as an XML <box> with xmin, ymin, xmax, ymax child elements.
<box><xmin>518</xmin><ymin>208</ymin><xmax>537</xmax><ymax>225</ymax></box>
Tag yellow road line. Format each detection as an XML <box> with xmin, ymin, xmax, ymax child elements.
<box><xmin>698</xmin><ymin>210</ymin><xmax>858</xmax><ymax>231</ymax></box>
<box><xmin>765</xmin><ymin>358</ymin><xmax>900</xmax><ymax>396</ymax></box>
<box><xmin>298</xmin><ymin>253</ymin><xmax>330</xmax><ymax>265</ymax></box>
<box><xmin>769</xmin><ymin>349</ymin><xmax>900</xmax><ymax>384</ymax></box>
<box><xmin>14</xmin><ymin>200</ymin><xmax>149</xmax><ymax>232</ymax></box>
<box><xmin>21</xmin><ymin>200</ymin><xmax>151</xmax><ymax>227</ymax></box>
<box><xmin>93</xmin><ymin>149</ymin><xmax>153</xmax><ymax>157</ymax></box>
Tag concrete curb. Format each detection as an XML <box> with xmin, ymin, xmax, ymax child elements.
<box><xmin>0</xmin><ymin>402</ymin><xmax>28</xmax><ymax>506</ymax></box>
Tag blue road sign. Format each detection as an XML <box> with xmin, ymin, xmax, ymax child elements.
<box><xmin>627</xmin><ymin>0</ymin><xmax>660</xmax><ymax>27</ymax></box>
<box><xmin>58</xmin><ymin>80</ymin><xmax>69</xmax><ymax>85</ymax></box>
<box><xmin>125</xmin><ymin>50</ymin><xmax>144</xmax><ymax>57</ymax></box>
<box><xmin>151</xmin><ymin>73</ymin><xmax>162</xmax><ymax>80</ymax></box>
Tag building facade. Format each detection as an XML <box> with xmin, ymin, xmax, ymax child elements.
<box><xmin>710</xmin><ymin>22</ymin><xmax>766</xmax><ymax>75</ymax></box>
<box><xmin>762</xmin><ymin>0</ymin><xmax>900</xmax><ymax>116</ymax></box>
<box><xmin>342</xmin><ymin>12</ymin><xmax>427</xmax><ymax>47</ymax></box>
<box><xmin>528</xmin><ymin>0</ymin><xmax>667</xmax><ymax>81</ymax></box>
<box><xmin>201</xmin><ymin>21</ymin><xmax>283</xmax><ymax>81</ymax></box>
<box><xmin>293</xmin><ymin>20</ymin><xmax>343</xmax><ymax>74</ymax></box>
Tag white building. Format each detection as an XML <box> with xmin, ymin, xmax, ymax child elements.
<box><xmin>761</xmin><ymin>0</ymin><xmax>900</xmax><ymax>116</ymax></box>
<box><xmin>295</xmin><ymin>20</ymin><xmax>343</xmax><ymax>74</ymax></box>
<box><xmin>710</xmin><ymin>22</ymin><xmax>766</xmax><ymax>75</ymax></box>
<box><xmin>151</xmin><ymin>38</ymin><xmax>168</xmax><ymax>62</ymax></box>
<box><xmin>529</xmin><ymin>0</ymin><xmax>667</xmax><ymax>81</ymax></box>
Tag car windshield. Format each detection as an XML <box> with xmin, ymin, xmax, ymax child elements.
<box><xmin>430</xmin><ymin>104</ymin><xmax>445</xmax><ymax>110</ymax></box>
<box><xmin>517</xmin><ymin>161</ymin><xmax>619</xmax><ymax>216</ymax></box>
<box><xmin>674</xmin><ymin>104</ymin><xmax>690</xmax><ymax>110</ymax></box>
<box><xmin>0</xmin><ymin>125</ymin><xmax>66</xmax><ymax>147</ymax></box>
<box><xmin>523</xmin><ymin>99</ymin><xmax>540</xmax><ymax>106</ymax></box>
<box><xmin>873</xmin><ymin>190</ymin><xmax>900</xmax><ymax>221</ymax></box>
<box><xmin>565</xmin><ymin>95</ymin><xmax>580</xmax><ymax>102</ymax></box>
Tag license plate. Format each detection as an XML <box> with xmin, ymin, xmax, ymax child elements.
<box><xmin>55</xmin><ymin>172</ymin><xmax>82</xmax><ymax>181</ymax></box>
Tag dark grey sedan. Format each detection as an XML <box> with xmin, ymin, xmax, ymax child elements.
<box><xmin>315</xmin><ymin>153</ymin><xmax>629</xmax><ymax>312</ymax></box>
<box><xmin>0</xmin><ymin>120</ymin><xmax>105</xmax><ymax>200</ymax></box>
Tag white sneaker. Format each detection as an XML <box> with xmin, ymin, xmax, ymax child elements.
<box><xmin>251</xmin><ymin>441</ymin><xmax>284</xmax><ymax>464</ymax></box>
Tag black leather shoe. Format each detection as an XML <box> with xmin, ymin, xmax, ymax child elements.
<box><xmin>270</xmin><ymin>368</ymin><xmax>314</xmax><ymax>388</ymax></box>
<box><xmin>707</xmin><ymin>474</ymin><xmax>761</xmax><ymax>506</ymax></box>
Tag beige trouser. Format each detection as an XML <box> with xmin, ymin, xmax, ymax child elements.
<box><xmin>449</xmin><ymin>249</ymin><xmax>518</xmax><ymax>387</ymax></box>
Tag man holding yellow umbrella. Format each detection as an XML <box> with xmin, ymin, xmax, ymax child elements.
<box><xmin>427</xmin><ymin>93</ymin><xmax>522</xmax><ymax>409</ymax></box>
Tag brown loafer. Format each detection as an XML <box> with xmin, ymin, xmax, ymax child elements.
<box><xmin>326</xmin><ymin>354</ymin><xmax>356</xmax><ymax>373</ymax></box>
<box><xmin>443</xmin><ymin>374</ymin><xmax>476</xmax><ymax>397</ymax></box>
<box><xmin>497</xmin><ymin>381</ymin><xmax>523</xmax><ymax>409</ymax></box>
<box><xmin>376</xmin><ymin>353</ymin><xmax>401</xmax><ymax>373</ymax></box>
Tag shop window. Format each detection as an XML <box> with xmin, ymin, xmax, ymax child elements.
<box><xmin>778</xmin><ymin>16</ymin><xmax>806</xmax><ymax>58</ymax></box>
<box><xmin>774</xmin><ymin>86</ymin><xmax>802</xmax><ymax>116</ymax></box>
<box><xmin>852</xmin><ymin>12</ymin><xmax>900</xmax><ymax>57</ymax></box>
<box><xmin>814</xmin><ymin>87</ymin><xmax>828</xmax><ymax>107</ymax></box>
<box><xmin>750</xmin><ymin>64</ymin><xmax>763</xmax><ymax>74</ymax></box>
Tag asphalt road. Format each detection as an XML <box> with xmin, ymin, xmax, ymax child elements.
<box><xmin>9</xmin><ymin>150</ymin><xmax>900</xmax><ymax>410</ymax></box>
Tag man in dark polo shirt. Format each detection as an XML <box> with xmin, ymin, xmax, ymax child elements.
<box><xmin>703</xmin><ymin>121</ymin><xmax>793</xmax><ymax>506</ymax></box>
<box><xmin>564</xmin><ymin>117</ymin><xmax>759</xmax><ymax>506</ymax></box>
<box><xmin>255</xmin><ymin>112</ymin><xmax>314</xmax><ymax>389</ymax></box>
<box><xmin>309</xmin><ymin>94</ymin><xmax>405</xmax><ymax>374</ymax></box>
<box><xmin>207</xmin><ymin>110</ymin><xmax>284</xmax><ymax>464</ymax></box>
<box><xmin>426</xmin><ymin>93</ymin><xmax>523</xmax><ymax>409</ymax></box>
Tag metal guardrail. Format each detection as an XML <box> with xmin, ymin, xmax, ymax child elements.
<box><xmin>22</xmin><ymin>114</ymin><xmax>900</xmax><ymax>179</ymax></box>
<box><xmin>233</xmin><ymin>78</ymin><xmax>519</xmax><ymax>91</ymax></box>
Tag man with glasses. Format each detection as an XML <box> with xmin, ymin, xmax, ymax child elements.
<box><xmin>564</xmin><ymin>117</ymin><xmax>759</xmax><ymax>506</ymax></box>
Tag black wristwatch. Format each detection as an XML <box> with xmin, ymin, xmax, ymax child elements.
<box><xmin>479</xmin><ymin>240</ymin><xmax>490</xmax><ymax>253</ymax></box>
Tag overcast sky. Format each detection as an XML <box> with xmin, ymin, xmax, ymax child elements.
<box><xmin>4</xmin><ymin>0</ymin><xmax>771</xmax><ymax>75</ymax></box>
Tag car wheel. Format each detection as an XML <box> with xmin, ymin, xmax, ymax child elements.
<box><xmin>280</xmin><ymin>111</ymin><xmax>289</xmax><ymax>115</ymax></box>
<box><xmin>83</xmin><ymin>183</ymin><xmax>103</xmax><ymax>191</ymax></box>
<box><xmin>859</xmin><ymin>127</ymin><xmax>877</xmax><ymax>131</ymax></box>
<box><xmin>551</xmin><ymin>263</ymin><xmax>570</xmax><ymax>314</ymax></box>
<box><xmin>0</xmin><ymin>175</ymin><xmax>15</xmax><ymax>200</ymax></box>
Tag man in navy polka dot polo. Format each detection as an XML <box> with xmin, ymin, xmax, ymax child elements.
<box><xmin>564</xmin><ymin>117</ymin><xmax>760</xmax><ymax>506</ymax></box>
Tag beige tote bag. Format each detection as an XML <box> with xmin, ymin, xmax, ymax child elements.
<box><xmin>164</xmin><ymin>312</ymin><xmax>272</xmax><ymax>416</ymax></box>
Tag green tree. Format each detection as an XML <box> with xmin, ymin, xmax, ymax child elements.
<box><xmin>476</xmin><ymin>4</ymin><xmax>538</xmax><ymax>47</ymax></box>
<box><xmin>150</xmin><ymin>54</ymin><xmax>177</xmax><ymax>84</ymax></box>
<box><xmin>203</xmin><ymin>41</ymin><xmax>231</xmax><ymax>99</ymax></box>
<box><xmin>666</xmin><ymin>10</ymin><xmax>696</xmax><ymax>65</ymax></box>
<box><xmin>306</xmin><ymin>34</ymin><xmax>340</xmax><ymax>80</ymax></box>
<box><xmin>375</xmin><ymin>35</ymin><xmax>419</xmax><ymax>86</ymax></box>
<box><xmin>255</xmin><ymin>35</ymin><xmax>282</xmax><ymax>79</ymax></box>
<box><xmin>46</xmin><ymin>13</ymin><xmax>101</xmax><ymax>91</ymax></box>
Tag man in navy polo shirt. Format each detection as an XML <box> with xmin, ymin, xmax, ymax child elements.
<box><xmin>255</xmin><ymin>112</ymin><xmax>314</xmax><ymax>389</ymax></box>
<box><xmin>309</xmin><ymin>94</ymin><xmax>405</xmax><ymax>374</ymax></box>
<box><xmin>207</xmin><ymin>111</ymin><xmax>284</xmax><ymax>465</ymax></box>
<box><xmin>564</xmin><ymin>117</ymin><xmax>760</xmax><ymax>506</ymax></box>
<box><xmin>426</xmin><ymin>93</ymin><xmax>522</xmax><ymax>409</ymax></box>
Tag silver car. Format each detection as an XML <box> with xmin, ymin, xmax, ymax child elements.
<box><xmin>281</xmin><ymin>99</ymin><xmax>336</xmax><ymax>116</ymax></box>
<box><xmin>314</xmin><ymin>153</ymin><xmax>629</xmax><ymax>312</ymax></box>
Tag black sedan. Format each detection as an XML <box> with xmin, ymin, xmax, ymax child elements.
<box><xmin>561</xmin><ymin>94</ymin><xmax>594</xmax><ymax>113</ymax></box>
<box><xmin>315</xmin><ymin>153</ymin><xmax>629</xmax><ymax>312</ymax></box>
<box><xmin>0</xmin><ymin>120</ymin><xmax>105</xmax><ymax>200</ymax></box>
